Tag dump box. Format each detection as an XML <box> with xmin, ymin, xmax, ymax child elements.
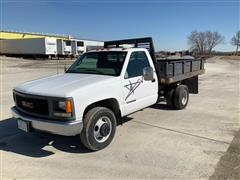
<box><xmin>155</xmin><ymin>59</ymin><xmax>205</xmax><ymax>84</ymax></box>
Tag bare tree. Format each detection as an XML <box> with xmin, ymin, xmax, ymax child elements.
<box><xmin>188</xmin><ymin>30</ymin><xmax>205</xmax><ymax>56</ymax></box>
<box><xmin>205</xmin><ymin>31</ymin><xmax>225</xmax><ymax>55</ymax></box>
<box><xmin>188</xmin><ymin>30</ymin><xmax>224</xmax><ymax>56</ymax></box>
<box><xmin>231</xmin><ymin>31</ymin><xmax>240</xmax><ymax>55</ymax></box>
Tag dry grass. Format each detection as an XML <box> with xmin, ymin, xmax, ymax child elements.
<box><xmin>220</xmin><ymin>56</ymin><xmax>240</xmax><ymax>60</ymax></box>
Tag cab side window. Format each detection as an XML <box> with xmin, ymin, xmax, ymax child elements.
<box><xmin>125</xmin><ymin>51</ymin><xmax>150</xmax><ymax>78</ymax></box>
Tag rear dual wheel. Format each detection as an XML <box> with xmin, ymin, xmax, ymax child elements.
<box><xmin>166</xmin><ymin>85</ymin><xmax>189</xmax><ymax>110</ymax></box>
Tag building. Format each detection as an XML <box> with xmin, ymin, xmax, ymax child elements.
<box><xmin>0</xmin><ymin>30</ymin><xmax>68</xmax><ymax>40</ymax></box>
<box><xmin>0</xmin><ymin>30</ymin><xmax>104</xmax><ymax>58</ymax></box>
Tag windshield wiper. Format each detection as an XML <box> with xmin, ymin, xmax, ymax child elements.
<box><xmin>66</xmin><ymin>70</ymin><xmax>78</xmax><ymax>73</ymax></box>
<box><xmin>82</xmin><ymin>69</ymin><xmax>104</xmax><ymax>74</ymax></box>
<box><xmin>67</xmin><ymin>68</ymin><xmax>104</xmax><ymax>75</ymax></box>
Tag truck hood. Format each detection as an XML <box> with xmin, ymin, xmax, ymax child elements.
<box><xmin>15</xmin><ymin>73</ymin><xmax>116</xmax><ymax>97</ymax></box>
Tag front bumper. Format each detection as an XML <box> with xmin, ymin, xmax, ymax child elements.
<box><xmin>11</xmin><ymin>106</ymin><xmax>82</xmax><ymax>136</ymax></box>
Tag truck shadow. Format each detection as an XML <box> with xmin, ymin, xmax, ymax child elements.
<box><xmin>117</xmin><ymin>116</ymin><xmax>133</xmax><ymax>125</ymax></box>
<box><xmin>0</xmin><ymin>118</ymin><xmax>92</xmax><ymax>158</ymax></box>
<box><xmin>0</xmin><ymin>116</ymin><xmax>136</xmax><ymax>158</ymax></box>
<box><xmin>0</xmin><ymin>116</ymin><xmax>147</xmax><ymax>158</ymax></box>
<box><xmin>150</xmin><ymin>103</ymin><xmax>175</xmax><ymax>111</ymax></box>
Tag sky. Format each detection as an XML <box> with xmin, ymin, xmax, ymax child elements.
<box><xmin>1</xmin><ymin>0</ymin><xmax>239</xmax><ymax>51</ymax></box>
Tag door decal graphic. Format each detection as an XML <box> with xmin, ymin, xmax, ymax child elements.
<box><xmin>124</xmin><ymin>78</ymin><xmax>143</xmax><ymax>101</ymax></box>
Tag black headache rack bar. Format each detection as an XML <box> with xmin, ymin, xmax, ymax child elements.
<box><xmin>104</xmin><ymin>37</ymin><xmax>156</xmax><ymax>64</ymax></box>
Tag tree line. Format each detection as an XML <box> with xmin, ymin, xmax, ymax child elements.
<box><xmin>187</xmin><ymin>30</ymin><xmax>240</xmax><ymax>57</ymax></box>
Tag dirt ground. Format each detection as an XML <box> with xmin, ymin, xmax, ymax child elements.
<box><xmin>0</xmin><ymin>56</ymin><xmax>239</xmax><ymax>179</ymax></box>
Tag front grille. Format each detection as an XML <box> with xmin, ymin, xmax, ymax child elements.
<box><xmin>15</xmin><ymin>93</ymin><xmax>49</xmax><ymax>116</ymax></box>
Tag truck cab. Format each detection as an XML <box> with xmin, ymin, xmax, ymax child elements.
<box><xmin>11</xmin><ymin>37</ymin><xmax>204</xmax><ymax>151</ymax></box>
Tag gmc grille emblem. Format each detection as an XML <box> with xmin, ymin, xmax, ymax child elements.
<box><xmin>21</xmin><ymin>101</ymin><xmax>34</xmax><ymax>108</ymax></box>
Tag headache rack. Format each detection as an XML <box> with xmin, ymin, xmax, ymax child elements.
<box><xmin>104</xmin><ymin>37</ymin><xmax>157</xmax><ymax>64</ymax></box>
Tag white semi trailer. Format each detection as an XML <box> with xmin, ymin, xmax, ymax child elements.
<box><xmin>84</xmin><ymin>39</ymin><xmax>104</xmax><ymax>52</ymax></box>
<box><xmin>71</xmin><ymin>39</ymin><xmax>104</xmax><ymax>57</ymax></box>
<box><xmin>56</xmin><ymin>39</ymin><xmax>72</xmax><ymax>57</ymax></box>
<box><xmin>0</xmin><ymin>38</ymin><xmax>57</xmax><ymax>58</ymax></box>
<box><xmin>71</xmin><ymin>40</ymin><xmax>85</xmax><ymax>57</ymax></box>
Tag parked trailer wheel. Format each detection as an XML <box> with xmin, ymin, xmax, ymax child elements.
<box><xmin>173</xmin><ymin>85</ymin><xmax>189</xmax><ymax>110</ymax></box>
<box><xmin>80</xmin><ymin>107</ymin><xmax>117</xmax><ymax>151</ymax></box>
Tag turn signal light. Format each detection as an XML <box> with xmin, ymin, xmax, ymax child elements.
<box><xmin>66</xmin><ymin>100</ymin><xmax>72</xmax><ymax>113</ymax></box>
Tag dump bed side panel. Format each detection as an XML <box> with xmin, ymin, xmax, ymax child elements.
<box><xmin>155</xmin><ymin>59</ymin><xmax>205</xmax><ymax>84</ymax></box>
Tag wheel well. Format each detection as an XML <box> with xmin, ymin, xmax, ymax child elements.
<box><xmin>83</xmin><ymin>98</ymin><xmax>121</xmax><ymax>119</ymax></box>
<box><xmin>162</xmin><ymin>83</ymin><xmax>189</xmax><ymax>97</ymax></box>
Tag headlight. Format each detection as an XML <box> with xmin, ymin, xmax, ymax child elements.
<box><xmin>53</xmin><ymin>99</ymin><xmax>73</xmax><ymax>118</ymax></box>
<box><xmin>58</xmin><ymin>101</ymin><xmax>66</xmax><ymax>110</ymax></box>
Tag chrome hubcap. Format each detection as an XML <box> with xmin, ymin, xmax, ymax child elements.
<box><xmin>94</xmin><ymin>116</ymin><xmax>112</xmax><ymax>143</ymax></box>
<box><xmin>182</xmin><ymin>91</ymin><xmax>188</xmax><ymax>105</ymax></box>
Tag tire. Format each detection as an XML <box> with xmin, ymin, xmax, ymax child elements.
<box><xmin>80</xmin><ymin>107</ymin><xmax>117</xmax><ymax>151</ymax></box>
<box><xmin>173</xmin><ymin>85</ymin><xmax>189</xmax><ymax>110</ymax></box>
<box><xmin>166</xmin><ymin>89</ymin><xmax>175</xmax><ymax>108</ymax></box>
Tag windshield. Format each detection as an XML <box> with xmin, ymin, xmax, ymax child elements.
<box><xmin>66</xmin><ymin>51</ymin><xmax>127</xmax><ymax>76</ymax></box>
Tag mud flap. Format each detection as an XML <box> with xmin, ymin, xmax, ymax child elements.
<box><xmin>183</xmin><ymin>76</ymin><xmax>198</xmax><ymax>94</ymax></box>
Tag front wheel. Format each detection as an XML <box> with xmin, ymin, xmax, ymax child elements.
<box><xmin>80</xmin><ymin>107</ymin><xmax>117</xmax><ymax>151</ymax></box>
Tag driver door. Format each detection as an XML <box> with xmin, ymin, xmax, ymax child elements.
<box><xmin>123</xmin><ymin>51</ymin><xmax>158</xmax><ymax>115</ymax></box>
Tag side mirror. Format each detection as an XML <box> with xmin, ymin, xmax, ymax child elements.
<box><xmin>143</xmin><ymin>67</ymin><xmax>154</xmax><ymax>81</ymax></box>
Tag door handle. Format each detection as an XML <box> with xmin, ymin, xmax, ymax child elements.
<box><xmin>152</xmin><ymin>78</ymin><xmax>156</xmax><ymax>82</ymax></box>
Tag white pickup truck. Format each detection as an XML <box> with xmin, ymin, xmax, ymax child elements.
<box><xmin>11</xmin><ymin>37</ymin><xmax>205</xmax><ymax>151</ymax></box>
